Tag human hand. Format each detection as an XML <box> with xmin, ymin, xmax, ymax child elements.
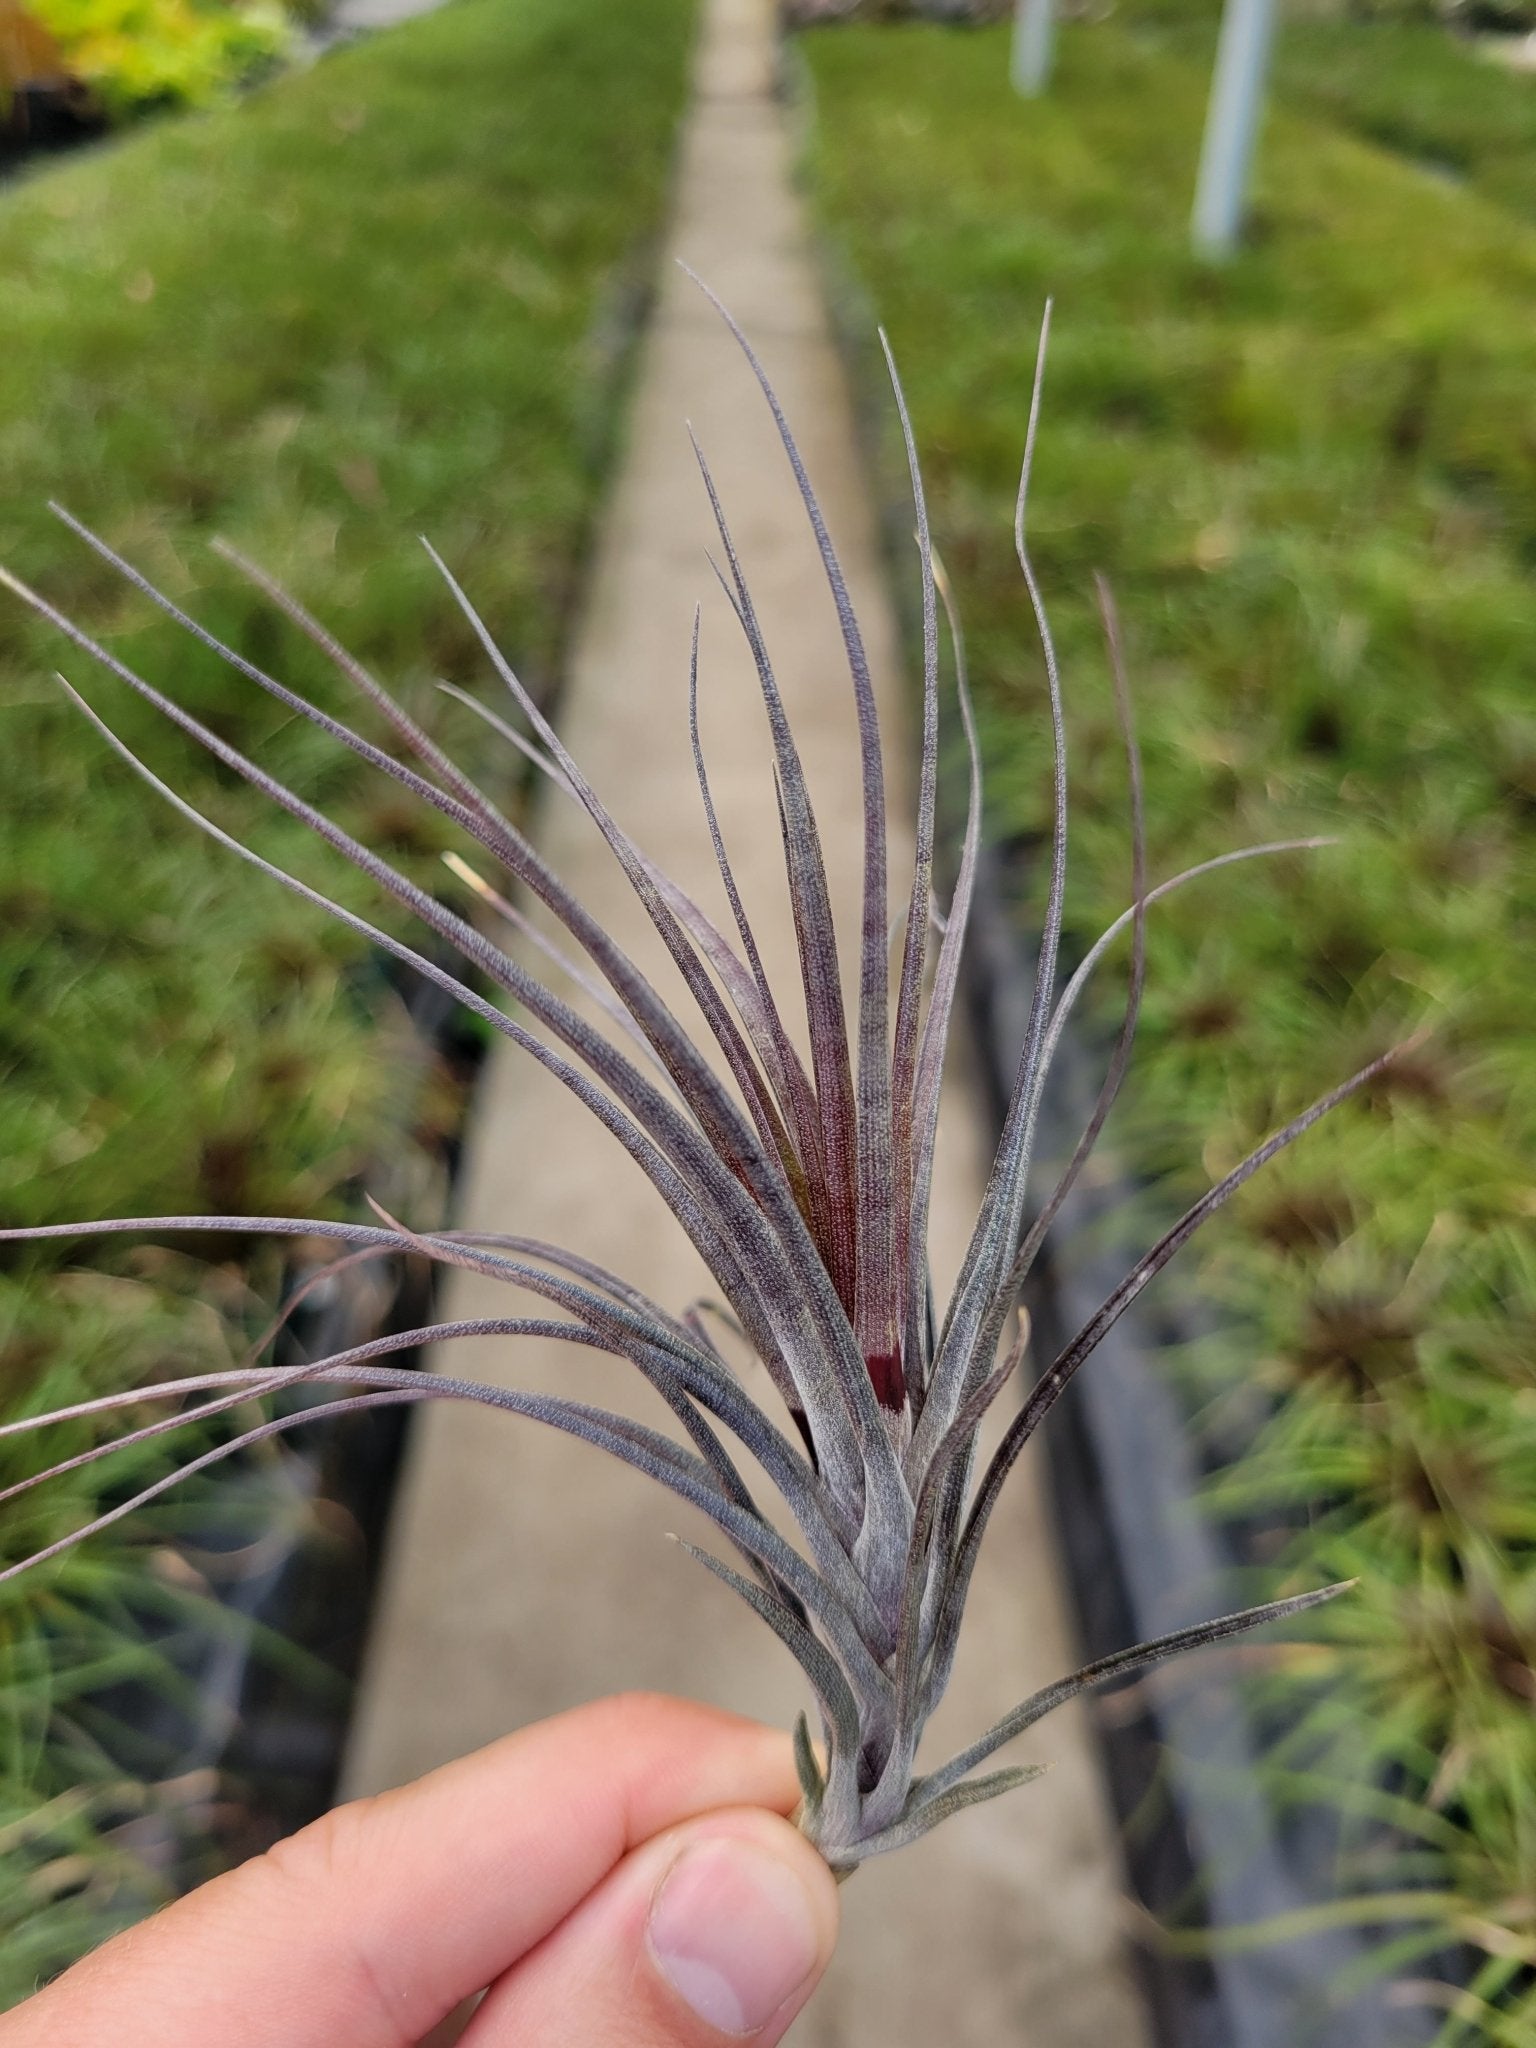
<box><xmin>0</xmin><ymin>1693</ymin><xmax>839</xmax><ymax>2048</ymax></box>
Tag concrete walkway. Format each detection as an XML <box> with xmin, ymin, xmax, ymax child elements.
<box><xmin>342</xmin><ymin>3</ymin><xmax>1151</xmax><ymax>2041</ymax></box>
<box><xmin>306</xmin><ymin>0</ymin><xmax>449</xmax><ymax>55</ymax></box>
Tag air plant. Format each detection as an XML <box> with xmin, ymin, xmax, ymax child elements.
<box><xmin>0</xmin><ymin>291</ymin><xmax>1399</xmax><ymax>1875</ymax></box>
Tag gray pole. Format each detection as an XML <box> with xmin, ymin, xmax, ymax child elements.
<box><xmin>1191</xmin><ymin>0</ymin><xmax>1278</xmax><ymax>257</ymax></box>
<box><xmin>1012</xmin><ymin>0</ymin><xmax>1056</xmax><ymax>97</ymax></box>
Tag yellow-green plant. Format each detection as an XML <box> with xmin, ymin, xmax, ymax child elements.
<box><xmin>31</xmin><ymin>0</ymin><xmax>290</xmax><ymax>115</ymax></box>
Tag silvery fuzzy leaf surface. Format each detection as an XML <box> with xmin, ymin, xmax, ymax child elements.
<box><xmin>0</xmin><ymin>292</ymin><xmax>1392</xmax><ymax>1871</ymax></box>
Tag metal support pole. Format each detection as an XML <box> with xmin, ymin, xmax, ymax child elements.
<box><xmin>1012</xmin><ymin>0</ymin><xmax>1056</xmax><ymax>97</ymax></box>
<box><xmin>1191</xmin><ymin>0</ymin><xmax>1278</xmax><ymax>258</ymax></box>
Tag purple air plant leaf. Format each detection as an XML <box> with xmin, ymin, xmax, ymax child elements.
<box><xmin>0</xmin><ymin>290</ymin><xmax>1398</xmax><ymax>1873</ymax></box>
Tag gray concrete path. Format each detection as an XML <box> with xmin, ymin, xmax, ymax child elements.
<box><xmin>342</xmin><ymin>3</ymin><xmax>1151</xmax><ymax>2040</ymax></box>
<box><xmin>306</xmin><ymin>0</ymin><xmax>449</xmax><ymax>55</ymax></box>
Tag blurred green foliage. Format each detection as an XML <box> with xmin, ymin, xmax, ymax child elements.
<box><xmin>799</xmin><ymin>14</ymin><xmax>1534</xmax><ymax>2039</ymax></box>
<box><xmin>30</xmin><ymin>0</ymin><xmax>293</xmax><ymax>117</ymax></box>
<box><xmin>0</xmin><ymin>0</ymin><xmax>696</xmax><ymax>1998</ymax></box>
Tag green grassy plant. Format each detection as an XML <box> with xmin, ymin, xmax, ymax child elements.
<box><xmin>796</xmin><ymin>12</ymin><xmax>1533</xmax><ymax>2033</ymax></box>
<box><xmin>0</xmin><ymin>0</ymin><xmax>696</xmax><ymax>1992</ymax></box>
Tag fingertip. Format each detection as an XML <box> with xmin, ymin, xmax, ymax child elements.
<box><xmin>643</xmin><ymin>1809</ymin><xmax>839</xmax><ymax>2040</ymax></box>
<box><xmin>451</xmin><ymin>1786</ymin><xmax>838</xmax><ymax>2046</ymax></box>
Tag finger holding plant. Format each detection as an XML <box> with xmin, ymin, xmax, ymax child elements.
<box><xmin>0</xmin><ymin>289</ymin><xmax>1406</xmax><ymax>1875</ymax></box>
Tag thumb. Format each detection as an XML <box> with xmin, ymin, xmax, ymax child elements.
<box><xmin>461</xmin><ymin>1806</ymin><xmax>839</xmax><ymax>2046</ymax></box>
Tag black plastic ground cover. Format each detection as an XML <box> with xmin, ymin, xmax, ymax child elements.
<box><xmin>964</xmin><ymin>836</ymin><xmax>1445</xmax><ymax>2048</ymax></box>
<box><xmin>0</xmin><ymin>83</ymin><xmax>104</xmax><ymax>172</ymax></box>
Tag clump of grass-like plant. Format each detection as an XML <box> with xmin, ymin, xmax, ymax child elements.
<box><xmin>0</xmin><ymin>293</ymin><xmax>1407</xmax><ymax>1874</ymax></box>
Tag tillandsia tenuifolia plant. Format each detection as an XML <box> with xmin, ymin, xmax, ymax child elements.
<box><xmin>0</xmin><ymin>286</ymin><xmax>1403</xmax><ymax>1874</ymax></box>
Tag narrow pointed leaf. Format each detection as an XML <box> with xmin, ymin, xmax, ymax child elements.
<box><xmin>903</xmin><ymin>550</ymin><xmax>982</xmax><ymax>1396</ymax></box>
<box><xmin>843</xmin><ymin>1767</ymin><xmax>1043</xmax><ymax>1866</ymax></box>
<box><xmin>919</xmin><ymin>1584</ymin><xmax>1355</xmax><ymax>1803</ymax></box>
<box><xmin>879</xmin><ymin>331</ymin><xmax>940</xmax><ymax>1411</ymax></box>
<box><xmin>691</xmin><ymin>444</ymin><xmax>859</xmax><ymax>1320</ymax></box>
<box><xmin>792</xmin><ymin>1712</ymin><xmax>825</xmax><ymax>1819</ymax></box>
<box><xmin>1009</xmin><ymin>573</ymin><xmax>1146</xmax><ymax>1289</ymax></box>
<box><xmin>675</xmin><ymin>1541</ymin><xmax>865</xmax><ymax>1755</ymax></box>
